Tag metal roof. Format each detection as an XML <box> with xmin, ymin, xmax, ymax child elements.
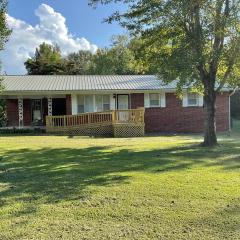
<box><xmin>1</xmin><ymin>75</ymin><xmax>229</xmax><ymax>93</ymax></box>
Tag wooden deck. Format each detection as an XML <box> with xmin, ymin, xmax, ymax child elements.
<box><xmin>46</xmin><ymin>108</ymin><xmax>145</xmax><ymax>137</ymax></box>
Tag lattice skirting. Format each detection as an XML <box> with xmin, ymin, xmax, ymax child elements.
<box><xmin>47</xmin><ymin>123</ymin><xmax>145</xmax><ymax>137</ymax></box>
<box><xmin>113</xmin><ymin>123</ymin><xmax>145</xmax><ymax>137</ymax></box>
<box><xmin>47</xmin><ymin>123</ymin><xmax>113</xmax><ymax>137</ymax></box>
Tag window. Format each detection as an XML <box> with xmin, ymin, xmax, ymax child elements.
<box><xmin>187</xmin><ymin>93</ymin><xmax>198</xmax><ymax>106</ymax></box>
<box><xmin>77</xmin><ymin>95</ymin><xmax>110</xmax><ymax>113</ymax></box>
<box><xmin>85</xmin><ymin>95</ymin><xmax>94</xmax><ymax>113</ymax></box>
<box><xmin>149</xmin><ymin>93</ymin><xmax>161</xmax><ymax>107</ymax></box>
<box><xmin>77</xmin><ymin>96</ymin><xmax>84</xmax><ymax>113</ymax></box>
<box><xmin>95</xmin><ymin>95</ymin><xmax>110</xmax><ymax>112</ymax></box>
<box><xmin>78</xmin><ymin>95</ymin><xmax>94</xmax><ymax>113</ymax></box>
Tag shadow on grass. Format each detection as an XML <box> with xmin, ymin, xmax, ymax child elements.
<box><xmin>0</xmin><ymin>140</ymin><xmax>239</xmax><ymax>217</ymax></box>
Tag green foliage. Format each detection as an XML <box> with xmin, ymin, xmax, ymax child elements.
<box><xmin>0</xmin><ymin>0</ymin><xmax>11</xmax><ymax>125</ymax></box>
<box><xmin>24</xmin><ymin>43</ymin><xmax>64</xmax><ymax>75</ymax></box>
<box><xmin>63</xmin><ymin>50</ymin><xmax>93</xmax><ymax>75</ymax></box>
<box><xmin>0</xmin><ymin>127</ymin><xmax>44</xmax><ymax>134</ymax></box>
<box><xmin>0</xmin><ymin>0</ymin><xmax>11</xmax><ymax>52</ymax></box>
<box><xmin>0</xmin><ymin>99</ymin><xmax>6</xmax><ymax>127</ymax></box>
<box><xmin>89</xmin><ymin>35</ymin><xmax>137</xmax><ymax>75</ymax></box>
<box><xmin>89</xmin><ymin>0</ymin><xmax>240</xmax><ymax>89</ymax></box>
<box><xmin>26</xmin><ymin>36</ymin><xmax>156</xmax><ymax>75</ymax></box>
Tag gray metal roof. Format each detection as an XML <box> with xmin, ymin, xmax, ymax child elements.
<box><xmin>1</xmin><ymin>75</ymin><xmax>178</xmax><ymax>92</ymax></box>
<box><xmin>1</xmin><ymin>75</ymin><xmax>229</xmax><ymax>93</ymax></box>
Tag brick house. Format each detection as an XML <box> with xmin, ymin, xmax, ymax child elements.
<box><xmin>1</xmin><ymin>75</ymin><xmax>230</xmax><ymax>134</ymax></box>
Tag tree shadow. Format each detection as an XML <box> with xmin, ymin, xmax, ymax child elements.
<box><xmin>188</xmin><ymin>198</ymin><xmax>240</xmax><ymax>238</ymax></box>
<box><xmin>0</xmin><ymin>140</ymin><xmax>239</xmax><ymax>218</ymax></box>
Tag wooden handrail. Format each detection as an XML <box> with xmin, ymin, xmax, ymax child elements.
<box><xmin>46</xmin><ymin>108</ymin><xmax>145</xmax><ymax>130</ymax></box>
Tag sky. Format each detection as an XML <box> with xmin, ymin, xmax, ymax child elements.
<box><xmin>1</xmin><ymin>0</ymin><xmax>127</xmax><ymax>74</ymax></box>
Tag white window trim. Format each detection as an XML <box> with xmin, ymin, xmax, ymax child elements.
<box><xmin>76</xmin><ymin>94</ymin><xmax>111</xmax><ymax>113</ymax></box>
<box><xmin>187</xmin><ymin>93</ymin><xmax>199</xmax><ymax>107</ymax></box>
<box><xmin>183</xmin><ymin>91</ymin><xmax>204</xmax><ymax>107</ymax></box>
<box><xmin>95</xmin><ymin>95</ymin><xmax>111</xmax><ymax>112</ymax></box>
<box><xmin>149</xmin><ymin>93</ymin><xmax>161</xmax><ymax>107</ymax></box>
<box><xmin>144</xmin><ymin>92</ymin><xmax>166</xmax><ymax>108</ymax></box>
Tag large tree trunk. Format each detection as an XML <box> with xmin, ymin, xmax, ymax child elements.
<box><xmin>203</xmin><ymin>92</ymin><xmax>218</xmax><ymax>147</ymax></box>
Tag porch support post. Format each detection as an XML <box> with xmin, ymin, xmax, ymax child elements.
<box><xmin>18</xmin><ymin>97</ymin><xmax>23</xmax><ymax>128</ymax></box>
<box><xmin>47</xmin><ymin>97</ymin><xmax>53</xmax><ymax>116</ymax></box>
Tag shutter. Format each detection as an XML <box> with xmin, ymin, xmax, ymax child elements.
<box><xmin>144</xmin><ymin>93</ymin><xmax>150</xmax><ymax>108</ymax></box>
<box><xmin>110</xmin><ymin>94</ymin><xmax>116</xmax><ymax>110</ymax></box>
<box><xmin>198</xmin><ymin>94</ymin><xmax>204</xmax><ymax>107</ymax></box>
<box><xmin>182</xmin><ymin>91</ymin><xmax>188</xmax><ymax>107</ymax></box>
<box><xmin>161</xmin><ymin>92</ymin><xmax>166</xmax><ymax>107</ymax></box>
<box><xmin>71</xmin><ymin>94</ymin><xmax>78</xmax><ymax>115</ymax></box>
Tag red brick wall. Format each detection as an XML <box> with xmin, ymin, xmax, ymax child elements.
<box><xmin>66</xmin><ymin>95</ymin><xmax>72</xmax><ymax>115</ymax></box>
<box><xmin>130</xmin><ymin>93</ymin><xmax>229</xmax><ymax>133</ymax></box>
<box><xmin>131</xmin><ymin>93</ymin><xmax>144</xmax><ymax>109</ymax></box>
<box><xmin>5</xmin><ymin>93</ymin><xmax>229</xmax><ymax>132</ymax></box>
<box><xmin>215</xmin><ymin>93</ymin><xmax>229</xmax><ymax>132</ymax></box>
<box><xmin>6</xmin><ymin>99</ymin><xmax>18</xmax><ymax>127</ymax></box>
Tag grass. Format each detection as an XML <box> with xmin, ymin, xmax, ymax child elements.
<box><xmin>0</xmin><ymin>125</ymin><xmax>239</xmax><ymax>239</ymax></box>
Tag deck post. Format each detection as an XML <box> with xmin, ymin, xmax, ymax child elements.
<box><xmin>47</xmin><ymin>97</ymin><xmax>53</xmax><ymax>116</ymax></box>
<box><xmin>64</xmin><ymin>116</ymin><xmax>66</xmax><ymax>127</ymax></box>
<box><xmin>112</xmin><ymin>110</ymin><xmax>116</xmax><ymax>123</ymax></box>
<box><xmin>18</xmin><ymin>97</ymin><xmax>23</xmax><ymax>128</ymax></box>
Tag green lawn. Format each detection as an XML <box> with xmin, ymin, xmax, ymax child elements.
<box><xmin>0</xmin><ymin>127</ymin><xmax>239</xmax><ymax>239</ymax></box>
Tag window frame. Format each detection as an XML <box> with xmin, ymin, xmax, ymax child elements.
<box><xmin>149</xmin><ymin>93</ymin><xmax>161</xmax><ymax>107</ymax></box>
<box><xmin>77</xmin><ymin>95</ymin><xmax>111</xmax><ymax>114</ymax></box>
<box><xmin>77</xmin><ymin>95</ymin><xmax>85</xmax><ymax>113</ymax></box>
<box><xmin>95</xmin><ymin>95</ymin><xmax>110</xmax><ymax>112</ymax></box>
<box><xmin>187</xmin><ymin>93</ymin><xmax>199</xmax><ymax>107</ymax></box>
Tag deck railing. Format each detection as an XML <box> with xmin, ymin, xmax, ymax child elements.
<box><xmin>112</xmin><ymin>109</ymin><xmax>145</xmax><ymax>124</ymax></box>
<box><xmin>46</xmin><ymin>108</ymin><xmax>145</xmax><ymax>130</ymax></box>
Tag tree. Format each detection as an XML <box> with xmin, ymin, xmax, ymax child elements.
<box><xmin>25</xmin><ymin>43</ymin><xmax>64</xmax><ymax>75</ymax></box>
<box><xmin>90</xmin><ymin>0</ymin><xmax>240</xmax><ymax>146</ymax></box>
<box><xmin>89</xmin><ymin>35</ymin><xmax>140</xmax><ymax>75</ymax></box>
<box><xmin>24</xmin><ymin>37</ymin><xmax>154</xmax><ymax>75</ymax></box>
<box><xmin>0</xmin><ymin>0</ymin><xmax>10</xmax><ymax>52</ymax></box>
<box><xmin>128</xmin><ymin>37</ymin><xmax>158</xmax><ymax>74</ymax></box>
<box><xmin>63</xmin><ymin>50</ymin><xmax>93</xmax><ymax>75</ymax></box>
<box><xmin>0</xmin><ymin>0</ymin><xmax>11</xmax><ymax>127</ymax></box>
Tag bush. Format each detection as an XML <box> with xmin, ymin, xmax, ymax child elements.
<box><xmin>0</xmin><ymin>127</ymin><xmax>45</xmax><ymax>135</ymax></box>
<box><xmin>0</xmin><ymin>99</ymin><xmax>6</xmax><ymax>127</ymax></box>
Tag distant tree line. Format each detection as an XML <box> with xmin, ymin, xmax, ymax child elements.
<box><xmin>24</xmin><ymin>35</ymin><xmax>157</xmax><ymax>75</ymax></box>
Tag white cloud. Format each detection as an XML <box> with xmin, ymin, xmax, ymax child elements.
<box><xmin>0</xmin><ymin>4</ymin><xmax>98</xmax><ymax>74</ymax></box>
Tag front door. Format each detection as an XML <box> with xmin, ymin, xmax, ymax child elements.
<box><xmin>52</xmin><ymin>98</ymin><xmax>66</xmax><ymax>116</ymax></box>
<box><xmin>117</xmin><ymin>95</ymin><xmax>130</xmax><ymax>122</ymax></box>
<box><xmin>117</xmin><ymin>95</ymin><xmax>129</xmax><ymax>110</ymax></box>
<box><xmin>31</xmin><ymin>99</ymin><xmax>43</xmax><ymax>125</ymax></box>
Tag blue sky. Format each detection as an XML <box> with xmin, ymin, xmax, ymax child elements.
<box><xmin>1</xmin><ymin>0</ymin><xmax>127</xmax><ymax>74</ymax></box>
<box><xmin>8</xmin><ymin>0</ymin><xmax>126</xmax><ymax>48</ymax></box>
